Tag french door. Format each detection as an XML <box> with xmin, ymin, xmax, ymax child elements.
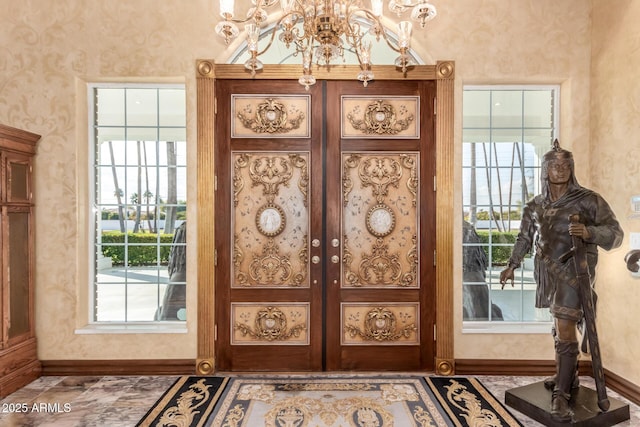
<box><xmin>214</xmin><ymin>78</ymin><xmax>436</xmax><ymax>371</ymax></box>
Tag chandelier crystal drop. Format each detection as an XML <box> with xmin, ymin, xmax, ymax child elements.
<box><xmin>215</xmin><ymin>0</ymin><xmax>437</xmax><ymax>89</ymax></box>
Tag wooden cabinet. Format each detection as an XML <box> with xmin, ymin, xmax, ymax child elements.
<box><xmin>0</xmin><ymin>124</ymin><xmax>40</xmax><ymax>397</ymax></box>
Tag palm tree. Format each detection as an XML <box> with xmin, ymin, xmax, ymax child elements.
<box><xmin>164</xmin><ymin>141</ymin><xmax>178</xmax><ymax>234</ymax></box>
<box><xmin>132</xmin><ymin>141</ymin><xmax>143</xmax><ymax>233</ymax></box>
<box><xmin>469</xmin><ymin>142</ymin><xmax>478</xmax><ymax>226</ymax></box>
<box><xmin>108</xmin><ymin>141</ymin><xmax>127</xmax><ymax>233</ymax></box>
<box><xmin>113</xmin><ymin>188</ymin><xmax>126</xmax><ymax>232</ymax></box>
<box><xmin>130</xmin><ymin>192</ymin><xmax>141</xmax><ymax>232</ymax></box>
<box><xmin>144</xmin><ymin>190</ymin><xmax>155</xmax><ymax>233</ymax></box>
<box><xmin>481</xmin><ymin>143</ymin><xmax>503</xmax><ymax>232</ymax></box>
<box><xmin>141</xmin><ymin>141</ymin><xmax>159</xmax><ymax>233</ymax></box>
<box><xmin>492</xmin><ymin>142</ymin><xmax>506</xmax><ymax>231</ymax></box>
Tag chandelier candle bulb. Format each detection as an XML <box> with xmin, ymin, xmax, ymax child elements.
<box><xmin>220</xmin><ymin>0</ymin><xmax>235</xmax><ymax>18</ymax></box>
<box><xmin>245</xmin><ymin>23</ymin><xmax>260</xmax><ymax>51</ymax></box>
<box><xmin>397</xmin><ymin>21</ymin><xmax>412</xmax><ymax>48</ymax></box>
<box><xmin>371</xmin><ymin>0</ymin><xmax>384</xmax><ymax>17</ymax></box>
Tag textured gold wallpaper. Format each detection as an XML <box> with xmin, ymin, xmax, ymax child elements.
<box><xmin>0</xmin><ymin>0</ymin><xmax>636</xmax><ymax>386</ymax></box>
<box><xmin>590</xmin><ymin>0</ymin><xmax>640</xmax><ymax>386</ymax></box>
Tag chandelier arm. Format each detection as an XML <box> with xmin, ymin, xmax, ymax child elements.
<box><xmin>252</xmin><ymin>12</ymin><xmax>305</xmax><ymax>57</ymax></box>
<box><xmin>224</xmin><ymin>8</ymin><xmax>263</xmax><ymax>25</ymax></box>
<box><xmin>294</xmin><ymin>37</ymin><xmax>313</xmax><ymax>61</ymax></box>
<box><xmin>253</xmin><ymin>18</ymin><xmax>283</xmax><ymax>57</ymax></box>
<box><xmin>293</xmin><ymin>0</ymin><xmax>308</xmax><ymax>11</ymax></box>
<box><xmin>343</xmin><ymin>14</ymin><xmax>363</xmax><ymax>43</ymax></box>
<box><xmin>351</xmin><ymin>9</ymin><xmax>403</xmax><ymax>55</ymax></box>
<box><xmin>340</xmin><ymin>18</ymin><xmax>367</xmax><ymax>68</ymax></box>
<box><xmin>224</xmin><ymin>0</ymin><xmax>281</xmax><ymax>24</ymax></box>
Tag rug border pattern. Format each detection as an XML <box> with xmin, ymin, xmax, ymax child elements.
<box><xmin>425</xmin><ymin>376</ymin><xmax>523</xmax><ymax>427</ymax></box>
<box><xmin>136</xmin><ymin>376</ymin><xmax>229</xmax><ymax>427</ymax></box>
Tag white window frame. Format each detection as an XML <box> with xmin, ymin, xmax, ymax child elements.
<box><xmin>83</xmin><ymin>83</ymin><xmax>187</xmax><ymax>331</ymax></box>
<box><xmin>462</xmin><ymin>84</ymin><xmax>560</xmax><ymax>334</ymax></box>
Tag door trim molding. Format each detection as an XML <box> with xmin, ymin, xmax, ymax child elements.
<box><xmin>195</xmin><ymin>61</ymin><xmax>455</xmax><ymax>375</ymax></box>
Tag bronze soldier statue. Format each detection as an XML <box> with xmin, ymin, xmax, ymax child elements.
<box><xmin>500</xmin><ymin>140</ymin><xmax>623</xmax><ymax>422</ymax></box>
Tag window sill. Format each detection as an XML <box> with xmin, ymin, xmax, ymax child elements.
<box><xmin>462</xmin><ymin>321</ymin><xmax>552</xmax><ymax>334</ymax></box>
<box><xmin>75</xmin><ymin>322</ymin><xmax>188</xmax><ymax>334</ymax></box>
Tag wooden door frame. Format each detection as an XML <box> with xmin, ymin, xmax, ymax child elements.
<box><xmin>195</xmin><ymin>61</ymin><xmax>455</xmax><ymax>375</ymax></box>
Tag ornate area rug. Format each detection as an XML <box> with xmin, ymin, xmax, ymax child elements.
<box><xmin>138</xmin><ymin>375</ymin><xmax>522</xmax><ymax>427</ymax></box>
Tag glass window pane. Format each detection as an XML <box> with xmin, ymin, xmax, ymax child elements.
<box><xmin>463</xmin><ymin>90</ymin><xmax>491</xmax><ymax>128</ymax></box>
<box><xmin>491</xmin><ymin>91</ymin><xmax>523</xmax><ymax>128</ymax></box>
<box><xmin>159</xmin><ymin>127</ymin><xmax>187</xmax><ymax>144</ymax></box>
<box><xmin>127</xmin><ymin>283</ymin><xmax>164</xmax><ymax>321</ymax></box>
<box><xmin>159</xmin><ymin>89</ymin><xmax>187</xmax><ymax>127</ymax></box>
<box><xmin>141</xmin><ymin>140</ymin><xmax>160</xmax><ymax>165</ymax></box>
<box><xmin>96</xmin><ymin>166</ymin><xmax>125</xmax><ymax>205</ymax></box>
<box><xmin>491</xmin><ymin>129</ymin><xmax>523</xmax><ymax>144</ymax></box>
<box><xmin>462</xmin><ymin>138</ymin><xmax>490</xmax><ymax>169</ymax></box>
<box><xmin>175</xmin><ymin>140</ymin><xmax>187</xmax><ymax>165</ymax></box>
<box><xmin>126</xmin><ymin>88</ymin><xmax>158</xmax><ymax>127</ymax></box>
<box><xmin>8</xmin><ymin>212</ymin><xmax>30</xmax><ymax>338</ymax></box>
<box><xmin>9</xmin><ymin>162</ymin><xmax>29</xmax><ymax>201</ymax></box>
<box><xmin>96</xmin><ymin>129</ymin><xmax>126</xmax><ymax>164</ymax></box>
<box><xmin>95</xmin><ymin>283</ymin><xmax>126</xmax><ymax>322</ymax></box>
<box><xmin>96</xmin><ymin>88</ymin><xmax>125</xmax><ymax>126</ymax></box>
<box><xmin>99</xmin><ymin>243</ymin><xmax>125</xmax><ymax>265</ymax></box>
<box><xmin>127</xmin><ymin>127</ymin><xmax>159</xmax><ymax>142</ymax></box>
<box><xmin>157</xmin><ymin>283</ymin><xmax>187</xmax><ymax>321</ymax></box>
<box><xmin>524</xmin><ymin>90</ymin><xmax>554</xmax><ymax>128</ymax></box>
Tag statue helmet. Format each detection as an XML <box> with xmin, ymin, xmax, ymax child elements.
<box><xmin>540</xmin><ymin>139</ymin><xmax>580</xmax><ymax>198</ymax></box>
<box><xmin>543</xmin><ymin>139</ymin><xmax>574</xmax><ymax>164</ymax></box>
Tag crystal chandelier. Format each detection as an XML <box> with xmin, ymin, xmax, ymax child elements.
<box><xmin>215</xmin><ymin>0</ymin><xmax>437</xmax><ymax>89</ymax></box>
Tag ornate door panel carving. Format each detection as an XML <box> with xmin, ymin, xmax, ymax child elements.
<box><xmin>232</xmin><ymin>152</ymin><xmax>310</xmax><ymax>289</ymax></box>
<box><xmin>342</xmin><ymin>152</ymin><xmax>419</xmax><ymax>289</ymax></box>
<box><xmin>215</xmin><ymin>79</ymin><xmax>436</xmax><ymax>372</ymax></box>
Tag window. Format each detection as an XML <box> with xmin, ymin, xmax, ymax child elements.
<box><xmin>90</xmin><ymin>84</ymin><xmax>187</xmax><ymax>323</ymax></box>
<box><xmin>462</xmin><ymin>86</ymin><xmax>559</xmax><ymax>325</ymax></box>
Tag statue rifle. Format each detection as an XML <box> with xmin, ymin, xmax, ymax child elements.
<box><xmin>565</xmin><ymin>214</ymin><xmax>610</xmax><ymax>412</ymax></box>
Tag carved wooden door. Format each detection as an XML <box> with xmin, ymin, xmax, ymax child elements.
<box><xmin>214</xmin><ymin>79</ymin><xmax>436</xmax><ymax>371</ymax></box>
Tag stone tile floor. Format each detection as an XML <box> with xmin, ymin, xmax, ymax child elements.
<box><xmin>0</xmin><ymin>375</ymin><xmax>638</xmax><ymax>426</ymax></box>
